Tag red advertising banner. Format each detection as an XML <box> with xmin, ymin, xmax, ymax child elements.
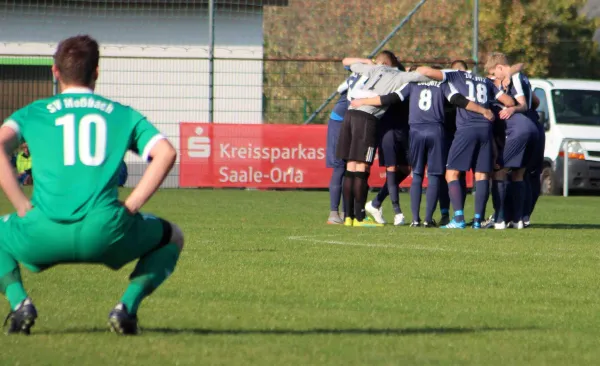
<box><xmin>179</xmin><ymin>123</ymin><xmax>473</xmax><ymax>189</ymax></box>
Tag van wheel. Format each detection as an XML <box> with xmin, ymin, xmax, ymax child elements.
<box><xmin>541</xmin><ymin>166</ymin><xmax>561</xmax><ymax>195</ymax></box>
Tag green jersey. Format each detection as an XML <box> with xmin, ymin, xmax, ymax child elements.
<box><xmin>3</xmin><ymin>87</ymin><xmax>163</xmax><ymax>222</ymax></box>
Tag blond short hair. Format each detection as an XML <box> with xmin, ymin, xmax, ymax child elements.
<box><xmin>485</xmin><ymin>52</ymin><xmax>510</xmax><ymax>72</ymax></box>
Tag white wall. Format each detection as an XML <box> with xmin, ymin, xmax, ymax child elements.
<box><xmin>0</xmin><ymin>5</ymin><xmax>264</xmax><ymax>186</ymax></box>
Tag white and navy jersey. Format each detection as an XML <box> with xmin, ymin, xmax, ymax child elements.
<box><xmin>506</xmin><ymin>72</ymin><xmax>539</xmax><ymax>123</ymax></box>
<box><xmin>329</xmin><ymin>73</ymin><xmax>362</xmax><ymax>121</ymax></box>
<box><xmin>395</xmin><ymin>81</ymin><xmax>452</xmax><ymax>125</ymax></box>
<box><xmin>443</xmin><ymin>70</ymin><xmax>500</xmax><ymax>128</ymax></box>
<box><xmin>348</xmin><ymin>63</ymin><xmax>431</xmax><ymax>118</ymax></box>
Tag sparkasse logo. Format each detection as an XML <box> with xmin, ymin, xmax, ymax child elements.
<box><xmin>187</xmin><ymin>127</ymin><xmax>211</xmax><ymax>158</ymax></box>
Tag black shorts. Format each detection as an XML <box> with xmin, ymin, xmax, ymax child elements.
<box><xmin>336</xmin><ymin>110</ymin><xmax>378</xmax><ymax>165</ymax></box>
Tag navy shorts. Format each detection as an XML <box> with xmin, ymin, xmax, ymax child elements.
<box><xmin>503</xmin><ymin>115</ymin><xmax>538</xmax><ymax>169</ymax></box>
<box><xmin>409</xmin><ymin>124</ymin><xmax>446</xmax><ymax>175</ymax></box>
<box><xmin>326</xmin><ymin>118</ymin><xmax>345</xmax><ymax>168</ymax></box>
<box><xmin>447</xmin><ymin>126</ymin><xmax>494</xmax><ymax>173</ymax></box>
<box><xmin>378</xmin><ymin>127</ymin><xmax>409</xmax><ymax>167</ymax></box>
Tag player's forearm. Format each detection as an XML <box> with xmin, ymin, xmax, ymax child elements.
<box><xmin>0</xmin><ymin>149</ymin><xmax>30</xmax><ymax>210</ymax></box>
<box><xmin>359</xmin><ymin>96</ymin><xmax>384</xmax><ymax>107</ymax></box>
<box><xmin>415</xmin><ymin>67</ymin><xmax>443</xmax><ymax>81</ymax></box>
<box><xmin>497</xmin><ymin>93</ymin><xmax>516</xmax><ymax>107</ymax></box>
<box><xmin>465</xmin><ymin>101</ymin><xmax>488</xmax><ymax>115</ymax></box>
<box><xmin>125</xmin><ymin>143</ymin><xmax>176</xmax><ymax>213</ymax></box>
<box><xmin>513</xmin><ymin>96</ymin><xmax>528</xmax><ymax>113</ymax></box>
<box><xmin>342</xmin><ymin>58</ymin><xmax>372</xmax><ymax>66</ymax></box>
<box><xmin>399</xmin><ymin>71</ymin><xmax>431</xmax><ymax>84</ymax></box>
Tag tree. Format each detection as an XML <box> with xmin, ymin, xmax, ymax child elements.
<box><xmin>262</xmin><ymin>0</ymin><xmax>600</xmax><ymax>124</ymax></box>
<box><xmin>478</xmin><ymin>0</ymin><xmax>599</xmax><ymax>77</ymax></box>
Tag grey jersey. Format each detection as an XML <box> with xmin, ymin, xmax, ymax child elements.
<box><xmin>347</xmin><ymin>64</ymin><xmax>431</xmax><ymax>118</ymax></box>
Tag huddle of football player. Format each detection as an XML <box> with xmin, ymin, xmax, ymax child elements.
<box><xmin>326</xmin><ymin>51</ymin><xmax>542</xmax><ymax>230</ymax></box>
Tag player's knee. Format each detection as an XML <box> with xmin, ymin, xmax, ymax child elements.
<box><xmin>169</xmin><ymin>223</ymin><xmax>184</xmax><ymax>252</ymax></box>
<box><xmin>474</xmin><ymin>172</ymin><xmax>488</xmax><ymax>181</ymax></box>
<box><xmin>355</xmin><ymin>162</ymin><xmax>368</xmax><ymax>172</ymax></box>
<box><xmin>446</xmin><ymin>170</ymin><xmax>459</xmax><ymax>181</ymax></box>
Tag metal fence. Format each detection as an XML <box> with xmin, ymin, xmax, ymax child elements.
<box><xmin>1</xmin><ymin>0</ymin><xmax>481</xmax><ymax>187</ymax></box>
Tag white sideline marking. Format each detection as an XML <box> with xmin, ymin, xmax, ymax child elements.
<box><xmin>286</xmin><ymin>235</ymin><xmax>600</xmax><ymax>259</ymax></box>
<box><xmin>287</xmin><ymin>235</ymin><xmax>497</xmax><ymax>255</ymax></box>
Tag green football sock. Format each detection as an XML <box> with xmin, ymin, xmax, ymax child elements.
<box><xmin>120</xmin><ymin>243</ymin><xmax>180</xmax><ymax>315</ymax></box>
<box><xmin>0</xmin><ymin>261</ymin><xmax>28</xmax><ymax>311</ymax></box>
<box><xmin>6</xmin><ymin>283</ymin><xmax>27</xmax><ymax>310</ymax></box>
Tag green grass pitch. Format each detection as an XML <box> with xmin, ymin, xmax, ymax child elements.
<box><xmin>0</xmin><ymin>189</ymin><xmax>599</xmax><ymax>365</ymax></box>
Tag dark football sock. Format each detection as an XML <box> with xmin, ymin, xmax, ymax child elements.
<box><xmin>448</xmin><ymin>180</ymin><xmax>464</xmax><ymax>222</ymax></box>
<box><xmin>425</xmin><ymin>174</ymin><xmax>440</xmax><ymax>222</ymax></box>
<box><xmin>439</xmin><ymin>176</ymin><xmax>450</xmax><ymax>216</ymax></box>
<box><xmin>353</xmin><ymin>171</ymin><xmax>370</xmax><ymax>221</ymax></box>
<box><xmin>329</xmin><ymin>166</ymin><xmax>345</xmax><ymax>212</ymax></box>
<box><xmin>343</xmin><ymin>171</ymin><xmax>355</xmax><ymax>220</ymax></box>
<box><xmin>410</xmin><ymin>173</ymin><xmax>423</xmax><ymax>222</ymax></box>
<box><xmin>474</xmin><ymin>179</ymin><xmax>490</xmax><ymax>223</ymax></box>
<box><xmin>387</xmin><ymin>171</ymin><xmax>401</xmax><ymax>214</ymax></box>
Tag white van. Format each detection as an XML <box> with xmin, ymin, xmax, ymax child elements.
<box><xmin>529</xmin><ymin>79</ymin><xmax>600</xmax><ymax>195</ymax></box>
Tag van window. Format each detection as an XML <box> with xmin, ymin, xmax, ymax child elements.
<box><xmin>534</xmin><ymin>88</ymin><xmax>549</xmax><ymax>129</ymax></box>
<box><xmin>552</xmin><ymin>89</ymin><xmax>600</xmax><ymax>126</ymax></box>
<box><xmin>534</xmin><ymin>89</ymin><xmax>548</xmax><ymax>113</ymax></box>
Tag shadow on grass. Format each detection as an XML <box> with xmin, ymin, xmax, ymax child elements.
<box><xmin>36</xmin><ymin>326</ymin><xmax>538</xmax><ymax>336</ymax></box>
<box><xmin>226</xmin><ymin>249</ymin><xmax>277</xmax><ymax>253</ymax></box>
<box><xmin>530</xmin><ymin>223</ymin><xmax>600</xmax><ymax>230</ymax></box>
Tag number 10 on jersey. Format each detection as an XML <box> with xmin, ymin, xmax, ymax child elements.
<box><xmin>55</xmin><ymin>114</ymin><xmax>107</xmax><ymax>166</ymax></box>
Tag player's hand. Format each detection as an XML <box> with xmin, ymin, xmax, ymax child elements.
<box><xmin>121</xmin><ymin>199</ymin><xmax>139</xmax><ymax>215</ymax></box>
<box><xmin>502</xmin><ymin>78</ymin><xmax>511</xmax><ymax>90</ymax></box>
<box><xmin>350</xmin><ymin>99</ymin><xmax>365</xmax><ymax>107</ymax></box>
<box><xmin>483</xmin><ymin>109</ymin><xmax>495</xmax><ymax>122</ymax></box>
<box><xmin>499</xmin><ymin>107</ymin><xmax>515</xmax><ymax>120</ymax></box>
<box><xmin>16</xmin><ymin>200</ymin><xmax>32</xmax><ymax>217</ymax></box>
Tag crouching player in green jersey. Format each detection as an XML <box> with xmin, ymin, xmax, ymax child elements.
<box><xmin>0</xmin><ymin>35</ymin><xmax>183</xmax><ymax>335</ymax></box>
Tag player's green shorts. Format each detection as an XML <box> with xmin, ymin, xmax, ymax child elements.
<box><xmin>0</xmin><ymin>203</ymin><xmax>171</xmax><ymax>273</ymax></box>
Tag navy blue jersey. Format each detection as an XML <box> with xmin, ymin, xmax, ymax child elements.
<box><xmin>443</xmin><ymin>101</ymin><xmax>457</xmax><ymax>136</ymax></box>
<box><xmin>444</xmin><ymin>70</ymin><xmax>499</xmax><ymax>128</ymax></box>
<box><xmin>395</xmin><ymin>81</ymin><xmax>452</xmax><ymax>125</ymax></box>
<box><xmin>380</xmin><ymin>99</ymin><xmax>409</xmax><ymax>131</ymax></box>
<box><xmin>507</xmin><ymin>72</ymin><xmax>538</xmax><ymax>123</ymax></box>
<box><xmin>329</xmin><ymin>73</ymin><xmax>362</xmax><ymax>121</ymax></box>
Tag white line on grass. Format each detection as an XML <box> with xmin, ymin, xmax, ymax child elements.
<box><xmin>286</xmin><ymin>235</ymin><xmax>600</xmax><ymax>259</ymax></box>
<box><xmin>287</xmin><ymin>235</ymin><xmax>501</xmax><ymax>255</ymax></box>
